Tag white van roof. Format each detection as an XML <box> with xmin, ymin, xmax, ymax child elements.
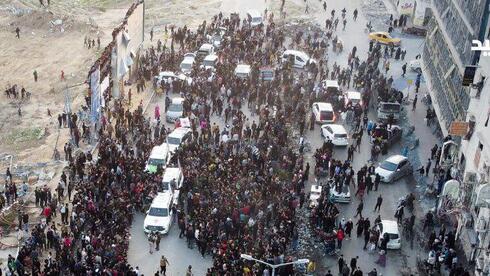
<box><xmin>152</xmin><ymin>192</ymin><xmax>172</xmax><ymax>208</ymax></box>
<box><xmin>204</xmin><ymin>54</ymin><xmax>218</xmax><ymax>62</ymax></box>
<box><xmin>235</xmin><ymin>64</ymin><xmax>251</xmax><ymax>74</ymax></box>
<box><xmin>381</xmin><ymin>220</ymin><xmax>399</xmax><ymax>233</ymax></box>
<box><xmin>162</xmin><ymin>167</ymin><xmax>182</xmax><ymax>182</ymax></box>
<box><xmin>283</xmin><ymin>50</ymin><xmax>309</xmax><ymax>61</ymax></box>
<box><xmin>169</xmin><ymin>127</ymin><xmax>191</xmax><ymax>139</ymax></box>
<box><xmin>199</xmin><ymin>43</ymin><xmax>213</xmax><ymax>51</ymax></box>
<box><xmin>149</xmin><ymin>145</ymin><xmax>168</xmax><ymax>159</ymax></box>
<box><xmin>315</xmin><ymin>102</ymin><xmax>333</xmax><ymax>111</ymax></box>
<box><xmin>346</xmin><ymin>91</ymin><xmax>361</xmax><ymax>100</ymax></box>
<box><xmin>171</xmin><ymin>97</ymin><xmax>185</xmax><ymax>104</ymax></box>
<box><xmin>324</xmin><ymin>80</ymin><xmax>340</xmax><ymax>88</ymax></box>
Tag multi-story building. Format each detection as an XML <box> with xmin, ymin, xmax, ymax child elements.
<box><xmin>422</xmin><ymin>0</ymin><xmax>488</xmax><ymax>135</ymax></box>
<box><xmin>457</xmin><ymin>55</ymin><xmax>490</xmax><ymax>275</ymax></box>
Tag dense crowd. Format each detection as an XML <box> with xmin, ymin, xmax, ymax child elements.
<box><xmin>6</xmin><ymin>4</ymin><xmax>471</xmax><ymax>276</ymax></box>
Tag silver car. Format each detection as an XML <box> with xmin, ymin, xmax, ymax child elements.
<box><xmin>375</xmin><ymin>155</ymin><xmax>413</xmax><ymax>183</ymax></box>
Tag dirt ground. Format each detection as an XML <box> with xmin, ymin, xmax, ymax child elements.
<box><xmin>0</xmin><ymin>0</ymin><xmax>308</xmax><ymax>167</ymax></box>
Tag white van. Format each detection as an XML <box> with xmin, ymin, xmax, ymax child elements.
<box><xmin>282</xmin><ymin>50</ymin><xmax>316</xmax><ymax>69</ymax></box>
<box><xmin>312</xmin><ymin>102</ymin><xmax>335</xmax><ymax>123</ymax></box>
<box><xmin>180</xmin><ymin>56</ymin><xmax>195</xmax><ymax>75</ymax></box>
<box><xmin>166</xmin><ymin>97</ymin><xmax>185</xmax><ymax>123</ymax></box>
<box><xmin>321</xmin><ymin>80</ymin><xmax>340</xmax><ymax>95</ymax></box>
<box><xmin>161</xmin><ymin>167</ymin><xmax>184</xmax><ymax>203</ymax></box>
<box><xmin>145</xmin><ymin>145</ymin><xmax>170</xmax><ymax>174</ymax></box>
<box><xmin>247</xmin><ymin>10</ymin><xmax>263</xmax><ymax>26</ymax></box>
<box><xmin>144</xmin><ymin>193</ymin><xmax>173</xmax><ymax>235</ymax></box>
<box><xmin>377</xmin><ymin>220</ymin><xmax>401</xmax><ymax>249</ymax></box>
<box><xmin>202</xmin><ymin>54</ymin><xmax>218</xmax><ymax>70</ymax></box>
<box><xmin>197</xmin><ymin>43</ymin><xmax>215</xmax><ymax>57</ymax></box>
<box><xmin>234</xmin><ymin>64</ymin><xmax>251</xmax><ymax>79</ymax></box>
<box><xmin>166</xmin><ymin>127</ymin><xmax>192</xmax><ymax>154</ymax></box>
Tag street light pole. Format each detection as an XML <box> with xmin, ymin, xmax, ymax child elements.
<box><xmin>240</xmin><ymin>254</ymin><xmax>309</xmax><ymax>275</ymax></box>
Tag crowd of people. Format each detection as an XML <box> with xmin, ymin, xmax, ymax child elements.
<box><xmin>4</xmin><ymin>3</ymin><xmax>472</xmax><ymax>276</ymax></box>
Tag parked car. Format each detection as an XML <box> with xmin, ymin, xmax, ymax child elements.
<box><xmin>180</xmin><ymin>55</ymin><xmax>195</xmax><ymax>75</ymax></box>
<box><xmin>329</xmin><ymin>184</ymin><xmax>351</xmax><ymax>203</ymax></box>
<box><xmin>234</xmin><ymin>64</ymin><xmax>251</xmax><ymax>79</ymax></box>
<box><xmin>321</xmin><ymin>80</ymin><xmax>340</xmax><ymax>94</ymax></box>
<box><xmin>344</xmin><ymin>91</ymin><xmax>362</xmax><ymax>107</ymax></box>
<box><xmin>143</xmin><ymin>193</ymin><xmax>173</xmax><ymax>235</ymax></box>
<box><xmin>155</xmin><ymin>71</ymin><xmax>192</xmax><ymax>85</ymax></box>
<box><xmin>282</xmin><ymin>50</ymin><xmax>316</xmax><ymax>69</ymax></box>
<box><xmin>202</xmin><ymin>54</ymin><xmax>218</xmax><ymax>70</ymax></box>
<box><xmin>375</xmin><ymin>154</ymin><xmax>413</xmax><ymax>183</ymax></box>
<box><xmin>312</xmin><ymin>102</ymin><xmax>335</xmax><ymax>124</ymax></box>
<box><xmin>309</xmin><ymin>184</ymin><xmax>322</xmax><ymax>208</ymax></box>
<box><xmin>166</xmin><ymin>97</ymin><xmax>185</xmax><ymax>123</ymax></box>
<box><xmin>161</xmin><ymin>167</ymin><xmax>184</xmax><ymax>204</ymax></box>
<box><xmin>321</xmin><ymin>124</ymin><xmax>348</xmax><ymax>146</ymax></box>
<box><xmin>247</xmin><ymin>10</ymin><xmax>263</xmax><ymax>26</ymax></box>
<box><xmin>197</xmin><ymin>43</ymin><xmax>215</xmax><ymax>57</ymax></box>
<box><xmin>371</xmin><ymin>125</ymin><xmax>402</xmax><ymax>147</ymax></box>
<box><xmin>166</xmin><ymin>127</ymin><xmax>192</xmax><ymax>154</ymax></box>
<box><xmin>377</xmin><ymin>101</ymin><xmax>402</xmax><ymax>121</ymax></box>
<box><xmin>376</xmin><ymin>220</ymin><xmax>401</xmax><ymax>249</ymax></box>
<box><xmin>368</xmin><ymin>31</ymin><xmax>401</xmax><ymax>46</ymax></box>
<box><xmin>145</xmin><ymin>145</ymin><xmax>170</xmax><ymax>173</ymax></box>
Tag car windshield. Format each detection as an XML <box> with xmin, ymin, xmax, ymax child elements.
<box><xmin>380</xmin><ymin>161</ymin><xmax>398</xmax><ymax>171</ymax></box>
<box><xmin>203</xmin><ymin>60</ymin><xmax>215</xmax><ymax>67</ymax></box>
<box><xmin>181</xmin><ymin>63</ymin><xmax>192</xmax><ymax>70</ymax></box>
<box><xmin>148</xmin><ymin>158</ymin><xmax>165</xmax><ymax>166</ymax></box>
<box><xmin>334</xmin><ymin>133</ymin><xmax>347</xmax><ymax>138</ymax></box>
<box><xmin>320</xmin><ymin>111</ymin><xmax>333</xmax><ymax>120</ymax></box>
<box><xmin>162</xmin><ymin>181</ymin><xmax>170</xmax><ymax>191</ymax></box>
<box><xmin>380</xmin><ymin>103</ymin><xmax>400</xmax><ymax>113</ymax></box>
<box><xmin>388</xmin><ymin>233</ymin><xmax>399</xmax><ymax>240</ymax></box>
<box><xmin>148</xmin><ymin>207</ymin><xmax>169</xmax><ymax>217</ymax></box>
<box><xmin>252</xmin><ymin>17</ymin><xmax>262</xmax><ymax>23</ymax></box>
<box><xmin>168</xmin><ymin>137</ymin><xmax>181</xmax><ymax>145</ymax></box>
<box><xmin>168</xmin><ymin>104</ymin><xmax>183</xmax><ymax>112</ymax></box>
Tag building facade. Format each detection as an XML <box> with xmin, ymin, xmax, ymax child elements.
<box><xmin>422</xmin><ymin>0</ymin><xmax>487</xmax><ymax>135</ymax></box>
<box><xmin>457</xmin><ymin>56</ymin><xmax>490</xmax><ymax>275</ymax></box>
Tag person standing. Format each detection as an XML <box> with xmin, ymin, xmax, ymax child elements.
<box><xmin>338</xmin><ymin>255</ymin><xmax>345</xmax><ymax>275</ymax></box>
<box><xmin>160</xmin><ymin>255</ymin><xmax>169</xmax><ymax>275</ymax></box>
<box><xmin>155</xmin><ymin>232</ymin><xmax>161</xmax><ymax>251</ymax></box>
<box><xmin>354</xmin><ymin>200</ymin><xmax>363</xmax><ymax>218</ymax></box>
<box><xmin>33</xmin><ymin>70</ymin><xmax>38</xmax><ymax>82</ymax></box>
<box><xmin>336</xmin><ymin>227</ymin><xmax>345</xmax><ymax>249</ymax></box>
<box><xmin>374</xmin><ymin>195</ymin><xmax>383</xmax><ymax>212</ymax></box>
<box><xmin>148</xmin><ymin>233</ymin><xmax>155</xmax><ymax>254</ymax></box>
<box><xmin>412</xmin><ymin>94</ymin><xmax>418</xmax><ymax>111</ymax></box>
<box><xmin>350</xmin><ymin>256</ymin><xmax>358</xmax><ymax>272</ymax></box>
<box><xmin>185</xmin><ymin>265</ymin><xmax>193</xmax><ymax>276</ymax></box>
<box><xmin>402</xmin><ymin>63</ymin><xmax>407</xmax><ymax>77</ymax></box>
<box><xmin>353</xmin><ymin>9</ymin><xmax>358</xmax><ymax>21</ymax></box>
<box><xmin>425</xmin><ymin>158</ymin><xmax>432</xmax><ymax>176</ymax></box>
<box><xmin>15</xmin><ymin>27</ymin><xmax>20</xmax><ymax>39</ymax></box>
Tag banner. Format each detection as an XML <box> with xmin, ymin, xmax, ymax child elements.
<box><xmin>90</xmin><ymin>69</ymin><xmax>101</xmax><ymax>123</ymax></box>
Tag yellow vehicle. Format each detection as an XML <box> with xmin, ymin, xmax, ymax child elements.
<box><xmin>368</xmin><ymin>31</ymin><xmax>401</xmax><ymax>46</ymax></box>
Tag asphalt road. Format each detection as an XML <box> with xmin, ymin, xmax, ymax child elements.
<box><xmin>127</xmin><ymin>0</ymin><xmax>434</xmax><ymax>275</ymax></box>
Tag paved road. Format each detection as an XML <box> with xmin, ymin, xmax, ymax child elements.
<box><xmin>127</xmin><ymin>0</ymin><xmax>437</xmax><ymax>275</ymax></box>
